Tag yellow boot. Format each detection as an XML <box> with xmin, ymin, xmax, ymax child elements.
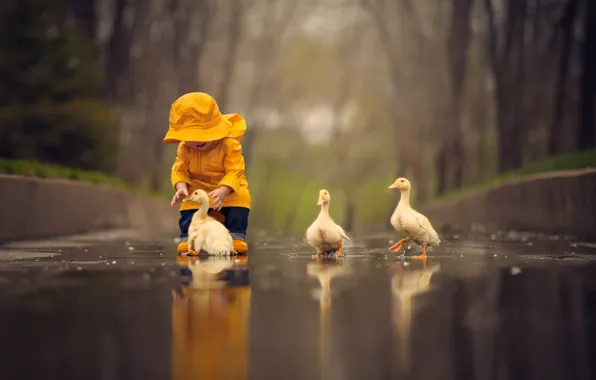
<box><xmin>176</xmin><ymin>241</ymin><xmax>188</xmax><ymax>254</ymax></box>
<box><xmin>233</xmin><ymin>240</ymin><xmax>249</xmax><ymax>255</ymax></box>
<box><xmin>177</xmin><ymin>241</ymin><xmax>200</xmax><ymax>255</ymax></box>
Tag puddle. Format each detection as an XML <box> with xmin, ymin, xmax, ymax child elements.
<box><xmin>0</xmin><ymin>232</ymin><xmax>594</xmax><ymax>379</ymax></box>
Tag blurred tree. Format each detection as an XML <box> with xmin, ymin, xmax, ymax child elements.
<box><xmin>67</xmin><ymin>0</ymin><xmax>96</xmax><ymax>44</ymax></box>
<box><xmin>214</xmin><ymin>0</ymin><xmax>243</xmax><ymax>110</ymax></box>
<box><xmin>438</xmin><ymin>0</ymin><xmax>473</xmax><ymax>194</ymax></box>
<box><xmin>241</xmin><ymin>0</ymin><xmax>301</xmax><ymax>167</ymax></box>
<box><xmin>0</xmin><ymin>0</ymin><xmax>116</xmax><ymax>172</ymax></box>
<box><xmin>484</xmin><ymin>0</ymin><xmax>529</xmax><ymax>173</ymax></box>
<box><xmin>0</xmin><ymin>0</ymin><xmax>101</xmax><ymax>103</ymax></box>
<box><xmin>548</xmin><ymin>0</ymin><xmax>579</xmax><ymax>155</ymax></box>
<box><xmin>578</xmin><ymin>0</ymin><xmax>596</xmax><ymax>151</ymax></box>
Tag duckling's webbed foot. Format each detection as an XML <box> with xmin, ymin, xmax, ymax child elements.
<box><xmin>336</xmin><ymin>247</ymin><xmax>344</xmax><ymax>257</ymax></box>
<box><xmin>389</xmin><ymin>237</ymin><xmax>410</xmax><ymax>252</ymax></box>
<box><xmin>412</xmin><ymin>243</ymin><xmax>428</xmax><ymax>260</ymax></box>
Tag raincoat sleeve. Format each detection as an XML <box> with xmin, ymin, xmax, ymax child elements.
<box><xmin>171</xmin><ymin>143</ymin><xmax>191</xmax><ymax>189</ymax></box>
<box><xmin>218</xmin><ymin>139</ymin><xmax>245</xmax><ymax>194</ymax></box>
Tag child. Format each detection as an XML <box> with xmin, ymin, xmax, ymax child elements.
<box><xmin>164</xmin><ymin>92</ymin><xmax>251</xmax><ymax>254</ymax></box>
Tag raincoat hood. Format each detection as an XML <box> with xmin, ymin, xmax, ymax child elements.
<box><xmin>164</xmin><ymin>92</ymin><xmax>246</xmax><ymax>143</ymax></box>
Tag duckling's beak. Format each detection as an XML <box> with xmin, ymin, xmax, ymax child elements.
<box><xmin>388</xmin><ymin>183</ymin><xmax>398</xmax><ymax>189</ymax></box>
<box><xmin>317</xmin><ymin>198</ymin><xmax>324</xmax><ymax>205</ymax></box>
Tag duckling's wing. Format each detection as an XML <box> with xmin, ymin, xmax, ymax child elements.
<box><xmin>412</xmin><ymin>211</ymin><xmax>440</xmax><ymax>244</ymax></box>
<box><xmin>413</xmin><ymin>211</ymin><xmax>433</xmax><ymax>232</ymax></box>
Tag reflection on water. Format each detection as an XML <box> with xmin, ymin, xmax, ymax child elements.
<box><xmin>307</xmin><ymin>258</ymin><xmax>349</xmax><ymax>380</ymax></box>
<box><xmin>391</xmin><ymin>258</ymin><xmax>441</xmax><ymax>374</ymax></box>
<box><xmin>172</xmin><ymin>256</ymin><xmax>251</xmax><ymax>380</ymax></box>
<box><xmin>0</xmin><ymin>234</ymin><xmax>595</xmax><ymax>380</ymax></box>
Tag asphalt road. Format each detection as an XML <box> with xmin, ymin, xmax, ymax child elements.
<box><xmin>0</xmin><ymin>229</ymin><xmax>595</xmax><ymax>380</ymax></box>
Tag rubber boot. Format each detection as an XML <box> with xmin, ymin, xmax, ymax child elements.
<box><xmin>233</xmin><ymin>240</ymin><xmax>249</xmax><ymax>254</ymax></box>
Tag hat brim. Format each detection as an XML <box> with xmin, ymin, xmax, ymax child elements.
<box><xmin>164</xmin><ymin>117</ymin><xmax>232</xmax><ymax>143</ymax></box>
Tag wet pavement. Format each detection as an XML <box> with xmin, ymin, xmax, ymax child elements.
<box><xmin>0</xmin><ymin>230</ymin><xmax>596</xmax><ymax>380</ymax></box>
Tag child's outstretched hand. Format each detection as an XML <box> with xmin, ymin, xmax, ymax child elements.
<box><xmin>209</xmin><ymin>186</ymin><xmax>232</xmax><ymax>211</ymax></box>
<box><xmin>171</xmin><ymin>182</ymin><xmax>189</xmax><ymax>206</ymax></box>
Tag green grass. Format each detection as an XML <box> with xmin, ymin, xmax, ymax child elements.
<box><xmin>517</xmin><ymin>149</ymin><xmax>596</xmax><ymax>175</ymax></box>
<box><xmin>432</xmin><ymin>149</ymin><xmax>596</xmax><ymax>204</ymax></box>
<box><xmin>0</xmin><ymin>159</ymin><xmax>163</xmax><ymax>198</ymax></box>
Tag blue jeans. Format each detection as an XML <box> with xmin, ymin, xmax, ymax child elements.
<box><xmin>179</xmin><ymin>207</ymin><xmax>249</xmax><ymax>242</ymax></box>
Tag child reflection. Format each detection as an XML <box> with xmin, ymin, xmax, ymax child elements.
<box><xmin>172</xmin><ymin>255</ymin><xmax>251</xmax><ymax>380</ymax></box>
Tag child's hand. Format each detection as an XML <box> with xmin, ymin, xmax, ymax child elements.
<box><xmin>171</xmin><ymin>182</ymin><xmax>189</xmax><ymax>206</ymax></box>
<box><xmin>209</xmin><ymin>186</ymin><xmax>232</xmax><ymax>211</ymax></box>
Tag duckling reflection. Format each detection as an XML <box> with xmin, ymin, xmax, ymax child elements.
<box><xmin>172</xmin><ymin>255</ymin><xmax>251</xmax><ymax>380</ymax></box>
<box><xmin>307</xmin><ymin>259</ymin><xmax>349</xmax><ymax>379</ymax></box>
<box><xmin>307</xmin><ymin>259</ymin><xmax>348</xmax><ymax>311</ymax></box>
<box><xmin>391</xmin><ymin>259</ymin><xmax>441</xmax><ymax>373</ymax></box>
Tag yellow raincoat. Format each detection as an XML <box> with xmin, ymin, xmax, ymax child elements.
<box><xmin>165</xmin><ymin>93</ymin><xmax>251</xmax><ymax>211</ymax></box>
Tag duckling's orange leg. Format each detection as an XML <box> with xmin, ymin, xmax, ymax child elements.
<box><xmin>389</xmin><ymin>237</ymin><xmax>409</xmax><ymax>252</ymax></box>
<box><xmin>336</xmin><ymin>246</ymin><xmax>343</xmax><ymax>257</ymax></box>
<box><xmin>312</xmin><ymin>251</ymin><xmax>323</xmax><ymax>259</ymax></box>
<box><xmin>412</xmin><ymin>243</ymin><xmax>427</xmax><ymax>260</ymax></box>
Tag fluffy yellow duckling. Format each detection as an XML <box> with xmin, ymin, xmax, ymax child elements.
<box><xmin>306</xmin><ymin>189</ymin><xmax>351</xmax><ymax>258</ymax></box>
<box><xmin>388</xmin><ymin>177</ymin><xmax>440</xmax><ymax>259</ymax></box>
<box><xmin>184</xmin><ymin>189</ymin><xmax>237</xmax><ymax>256</ymax></box>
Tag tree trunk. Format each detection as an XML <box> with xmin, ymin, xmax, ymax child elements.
<box><xmin>174</xmin><ymin>0</ymin><xmax>211</xmax><ymax>94</ymax></box>
<box><xmin>485</xmin><ymin>0</ymin><xmax>529</xmax><ymax>173</ymax></box>
<box><xmin>435</xmin><ymin>147</ymin><xmax>448</xmax><ymax>196</ymax></box>
<box><xmin>548</xmin><ymin>0</ymin><xmax>578</xmax><ymax>155</ymax></box>
<box><xmin>448</xmin><ymin>139</ymin><xmax>465</xmax><ymax>189</ymax></box>
<box><xmin>445</xmin><ymin>0</ymin><xmax>473</xmax><ymax>192</ymax></box>
<box><xmin>496</xmin><ymin>92</ymin><xmax>524</xmax><ymax>172</ymax></box>
<box><xmin>216</xmin><ymin>0</ymin><xmax>243</xmax><ymax>111</ymax></box>
<box><xmin>106</xmin><ymin>0</ymin><xmax>135</xmax><ymax>100</ymax></box>
<box><xmin>242</xmin><ymin>0</ymin><xmax>299</xmax><ymax>168</ymax></box>
<box><xmin>578</xmin><ymin>0</ymin><xmax>596</xmax><ymax>150</ymax></box>
<box><xmin>435</xmin><ymin>138</ymin><xmax>464</xmax><ymax>196</ymax></box>
<box><xmin>68</xmin><ymin>0</ymin><xmax>96</xmax><ymax>41</ymax></box>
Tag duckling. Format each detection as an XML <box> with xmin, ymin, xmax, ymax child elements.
<box><xmin>184</xmin><ymin>189</ymin><xmax>237</xmax><ymax>256</ymax></box>
<box><xmin>306</xmin><ymin>189</ymin><xmax>351</xmax><ymax>258</ymax></box>
<box><xmin>388</xmin><ymin>177</ymin><xmax>440</xmax><ymax>259</ymax></box>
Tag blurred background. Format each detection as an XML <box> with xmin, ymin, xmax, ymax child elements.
<box><xmin>0</xmin><ymin>0</ymin><xmax>595</xmax><ymax>236</ymax></box>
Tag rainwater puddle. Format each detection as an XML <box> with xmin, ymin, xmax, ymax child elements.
<box><xmin>0</xmin><ymin>232</ymin><xmax>595</xmax><ymax>379</ymax></box>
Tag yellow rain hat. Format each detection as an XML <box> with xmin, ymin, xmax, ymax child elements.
<box><xmin>164</xmin><ymin>92</ymin><xmax>246</xmax><ymax>143</ymax></box>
